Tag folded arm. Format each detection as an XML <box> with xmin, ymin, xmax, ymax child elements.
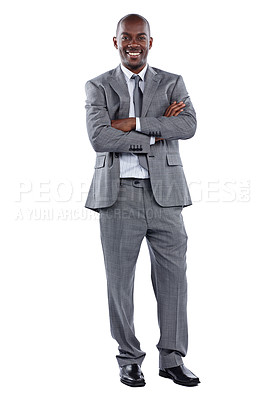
<box><xmin>85</xmin><ymin>81</ymin><xmax>151</xmax><ymax>153</ymax></box>
<box><xmin>111</xmin><ymin>102</ymin><xmax>187</xmax><ymax>142</ymax></box>
<box><xmin>139</xmin><ymin>75</ymin><xmax>197</xmax><ymax>141</ymax></box>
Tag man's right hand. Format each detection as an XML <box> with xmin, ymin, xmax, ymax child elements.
<box><xmin>155</xmin><ymin>101</ymin><xmax>186</xmax><ymax>141</ymax></box>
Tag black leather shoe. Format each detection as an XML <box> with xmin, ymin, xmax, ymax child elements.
<box><xmin>159</xmin><ymin>364</ymin><xmax>200</xmax><ymax>387</ymax></box>
<box><xmin>120</xmin><ymin>364</ymin><xmax>146</xmax><ymax>387</ymax></box>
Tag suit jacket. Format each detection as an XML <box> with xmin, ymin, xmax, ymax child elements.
<box><xmin>84</xmin><ymin>65</ymin><xmax>197</xmax><ymax>212</ymax></box>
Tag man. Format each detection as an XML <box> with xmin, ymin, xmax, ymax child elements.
<box><xmin>84</xmin><ymin>14</ymin><xmax>200</xmax><ymax>387</ymax></box>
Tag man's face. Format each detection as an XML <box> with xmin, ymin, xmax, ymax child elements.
<box><xmin>113</xmin><ymin>18</ymin><xmax>153</xmax><ymax>73</ymax></box>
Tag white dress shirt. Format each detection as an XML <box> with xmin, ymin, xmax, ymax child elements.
<box><xmin>119</xmin><ymin>63</ymin><xmax>155</xmax><ymax>178</ymax></box>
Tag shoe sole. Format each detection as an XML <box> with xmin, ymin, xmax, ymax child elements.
<box><xmin>120</xmin><ymin>378</ymin><xmax>146</xmax><ymax>387</ymax></box>
<box><xmin>159</xmin><ymin>370</ymin><xmax>200</xmax><ymax>387</ymax></box>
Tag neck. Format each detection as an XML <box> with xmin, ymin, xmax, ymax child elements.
<box><xmin>122</xmin><ymin>63</ymin><xmax>147</xmax><ymax>74</ymax></box>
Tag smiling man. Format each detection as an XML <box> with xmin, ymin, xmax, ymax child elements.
<box><xmin>84</xmin><ymin>14</ymin><xmax>200</xmax><ymax>387</ymax></box>
<box><xmin>116</xmin><ymin>16</ymin><xmax>150</xmax><ymax>72</ymax></box>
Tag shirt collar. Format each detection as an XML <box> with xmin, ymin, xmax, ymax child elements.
<box><xmin>120</xmin><ymin>63</ymin><xmax>148</xmax><ymax>82</ymax></box>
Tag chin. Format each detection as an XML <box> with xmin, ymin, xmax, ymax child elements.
<box><xmin>127</xmin><ymin>61</ymin><xmax>144</xmax><ymax>71</ymax></box>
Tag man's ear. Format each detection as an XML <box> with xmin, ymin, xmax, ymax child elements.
<box><xmin>113</xmin><ymin>37</ymin><xmax>118</xmax><ymax>49</ymax></box>
<box><xmin>149</xmin><ymin>37</ymin><xmax>153</xmax><ymax>50</ymax></box>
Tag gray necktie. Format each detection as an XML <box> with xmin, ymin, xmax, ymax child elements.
<box><xmin>131</xmin><ymin>74</ymin><xmax>149</xmax><ymax>171</ymax></box>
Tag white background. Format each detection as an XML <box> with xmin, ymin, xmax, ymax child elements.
<box><xmin>1</xmin><ymin>0</ymin><xmax>266</xmax><ymax>399</ymax></box>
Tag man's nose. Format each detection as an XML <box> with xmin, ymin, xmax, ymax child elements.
<box><xmin>128</xmin><ymin>38</ymin><xmax>140</xmax><ymax>47</ymax></box>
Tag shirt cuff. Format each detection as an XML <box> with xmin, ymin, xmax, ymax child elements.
<box><xmin>135</xmin><ymin>117</ymin><xmax>141</xmax><ymax>132</ymax></box>
<box><xmin>136</xmin><ymin>117</ymin><xmax>155</xmax><ymax>144</ymax></box>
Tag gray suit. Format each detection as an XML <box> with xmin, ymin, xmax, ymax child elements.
<box><xmin>84</xmin><ymin>65</ymin><xmax>197</xmax><ymax>369</ymax></box>
<box><xmin>85</xmin><ymin>65</ymin><xmax>196</xmax><ymax>212</ymax></box>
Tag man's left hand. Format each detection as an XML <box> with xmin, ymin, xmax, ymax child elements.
<box><xmin>111</xmin><ymin>118</ymin><xmax>136</xmax><ymax>132</ymax></box>
<box><xmin>155</xmin><ymin>101</ymin><xmax>186</xmax><ymax>142</ymax></box>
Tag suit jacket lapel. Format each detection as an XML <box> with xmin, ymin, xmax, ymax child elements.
<box><xmin>108</xmin><ymin>65</ymin><xmax>130</xmax><ymax>118</ymax></box>
<box><xmin>142</xmin><ymin>66</ymin><xmax>162</xmax><ymax>117</ymax></box>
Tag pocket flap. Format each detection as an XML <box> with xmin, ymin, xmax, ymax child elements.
<box><xmin>94</xmin><ymin>155</ymin><xmax>106</xmax><ymax>168</ymax></box>
<box><xmin>166</xmin><ymin>153</ymin><xmax>183</xmax><ymax>166</ymax></box>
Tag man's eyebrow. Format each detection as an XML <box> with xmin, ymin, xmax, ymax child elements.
<box><xmin>120</xmin><ymin>32</ymin><xmax>147</xmax><ymax>36</ymax></box>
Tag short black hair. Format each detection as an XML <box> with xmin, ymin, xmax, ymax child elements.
<box><xmin>116</xmin><ymin>14</ymin><xmax>151</xmax><ymax>37</ymax></box>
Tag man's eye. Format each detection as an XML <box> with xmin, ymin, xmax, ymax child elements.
<box><xmin>139</xmin><ymin>36</ymin><xmax>146</xmax><ymax>40</ymax></box>
<box><xmin>122</xmin><ymin>36</ymin><xmax>128</xmax><ymax>40</ymax></box>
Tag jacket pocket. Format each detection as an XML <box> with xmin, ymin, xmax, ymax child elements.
<box><xmin>94</xmin><ymin>154</ymin><xmax>106</xmax><ymax>169</ymax></box>
<box><xmin>166</xmin><ymin>153</ymin><xmax>183</xmax><ymax>166</ymax></box>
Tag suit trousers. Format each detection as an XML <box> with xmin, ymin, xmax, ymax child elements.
<box><xmin>99</xmin><ymin>177</ymin><xmax>188</xmax><ymax>369</ymax></box>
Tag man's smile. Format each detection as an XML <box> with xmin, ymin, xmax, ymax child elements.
<box><xmin>125</xmin><ymin>49</ymin><xmax>142</xmax><ymax>58</ymax></box>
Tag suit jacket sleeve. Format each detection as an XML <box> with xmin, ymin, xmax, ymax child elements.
<box><xmin>139</xmin><ymin>75</ymin><xmax>197</xmax><ymax>140</ymax></box>
<box><xmin>85</xmin><ymin>81</ymin><xmax>151</xmax><ymax>153</ymax></box>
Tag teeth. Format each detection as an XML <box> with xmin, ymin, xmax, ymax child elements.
<box><xmin>128</xmin><ymin>52</ymin><xmax>140</xmax><ymax>56</ymax></box>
